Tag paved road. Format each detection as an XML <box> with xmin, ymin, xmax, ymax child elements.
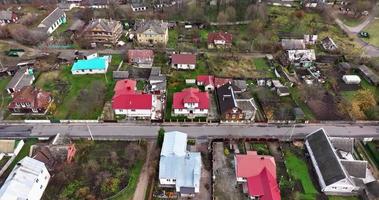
<box><xmin>15</xmin><ymin>123</ymin><xmax>378</xmax><ymax>139</ymax></box>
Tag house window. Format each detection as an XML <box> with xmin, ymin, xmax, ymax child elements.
<box><xmin>131</xmin><ymin>109</ymin><xmax>136</xmax><ymax>112</ymax></box>
<box><xmin>239</xmin><ymin>114</ymin><xmax>243</xmax><ymax>119</ymax></box>
<box><xmin>36</xmin><ymin>179</ymin><xmax>39</xmax><ymax>183</ymax></box>
<box><xmin>89</xmin><ymin>69</ymin><xmax>92</xmax><ymax>72</ymax></box>
<box><xmin>232</xmin><ymin>115</ymin><xmax>236</xmax><ymax>119</ymax></box>
<box><xmin>81</xmin><ymin>69</ymin><xmax>85</xmax><ymax>72</ymax></box>
<box><xmin>40</xmin><ymin>185</ymin><xmax>43</xmax><ymax>189</ymax></box>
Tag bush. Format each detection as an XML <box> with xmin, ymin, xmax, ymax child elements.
<box><xmin>224</xmin><ymin>148</ymin><xmax>230</xmax><ymax>156</ymax></box>
<box><xmin>157</xmin><ymin>128</ymin><xmax>165</xmax><ymax>148</ymax></box>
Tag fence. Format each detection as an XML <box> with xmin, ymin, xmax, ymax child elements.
<box><xmin>0</xmin><ymin>140</ymin><xmax>24</xmax><ymax>177</ymax></box>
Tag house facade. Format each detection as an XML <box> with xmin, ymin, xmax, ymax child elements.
<box><xmin>8</xmin><ymin>86</ymin><xmax>53</xmax><ymax>115</ymax></box>
<box><xmin>171</xmin><ymin>54</ymin><xmax>196</xmax><ymax>70</ymax></box>
<box><xmin>37</xmin><ymin>8</ymin><xmax>66</xmax><ymax>34</ymax></box>
<box><xmin>128</xmin><ymin>49</ymin><xmax>154</xmax><ymax>68</ymax></box>
<box><xmin>71</xmin><ymin>55</ymin><xmax>111</xmax><ymax>74</ymax></box>
<box><xmin>135</xmin><ymin>20</ymin><xmax>168</xmax><ymax>45</ymax></box>
<box><xmin>131</xmin><ymin>3</ymin><xmax>148</xmax><ymax>11</ymax></box>
<box><xmin>0</xmin><ymin>157</ymin><xmax>50</xmax><ymax>200</ymax></box>
<box><xmin>0</xmin><ymin>11</ymin><xmax>18</xmax><ymax>24</ymax></box>
<box><xmin>173</xmin><ymin>88</ymin><xmax>209</xmax><ymax>117</ymax></box>
<box><xmin>216</xmin><ymin>83</ymin><xmax>257</xmax><ymax>122</ymax></box>
<box><xmin>159</xmin><ymin>131</ymin><xmax>201</xmax><ymax>197</ymax></box>
<box><xmin>207</xmin><ymin>32</ymin><xmax>232</xmax><ymax>49</ymax></box>
<box><xmin>235</xmin><ymin>151</ymin><xmax>281</xmax><ymax>200</ymax></box>
<box><xmin>196</xmin><ymin>75</ymin><xmax>215</xmax><ymax>91</ymax></box>
<box><xmin>82</xmin><ymin>19</ymin><xmax>123</xmax><ymax>47</ymax></box>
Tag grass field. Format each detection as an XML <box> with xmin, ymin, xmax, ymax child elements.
<box><xmin>35</xmin><ymin>54</ymin><xmax>122</xmax><ymax>119</ymax></box>
<box><xmin>284</xmin><ymin>150</ymin><xmax>318</xmax><ymax>199</ymax></box>
<box><xmin>362</xmin><ymin>20</ymin><xmax>379</xmax><ymax>47</ymax></box>
<box><xmin>328</xmin><ymin>196</ymin><xmax>360</xmax><ymax>200</ymax></box>
<box><xmin>0</xmin><ymin>77</ymin><xmax>12</xmax><ymax>111</ymax></box>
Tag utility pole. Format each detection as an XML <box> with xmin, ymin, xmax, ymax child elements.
<box><xmin>87</xmin><ymin>124</ymin><xmax>94</xmax><ymax>141</ymax></box>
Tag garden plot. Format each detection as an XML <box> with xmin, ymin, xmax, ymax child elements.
<box><xmin>43</xmin><ymin>140</ymin><xmax>147</xmax><ymax>200</ymax></box>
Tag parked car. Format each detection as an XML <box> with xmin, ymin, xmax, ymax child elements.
<box><xmin>359</xmin><ymin>31</ymin><xmax>370</xmax><ymax>38</ymax></box>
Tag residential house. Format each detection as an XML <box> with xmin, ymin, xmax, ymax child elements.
<box><xmin>173</xmin><ymin>88</ymin><xmax>209</xmax><ymax>118</ymax></box>
<box><xmin>321</xmin><ymin>37</ymin><xmax>338</xmax><ymax>52</ymax></box>
<box><xmin>284</xmin><ymin>49</ymin><xmax>316</xmax><ymax>68</ymax></box>
<box><xmin>214</xmin><ymin>77</ymin><xmax>232</xmax><ymax>88</ymax></box>
<box><xmin>128</xmin><ymin>49</ymin><xmax>154</xmax><ymax>68</ymax></box>
<box><xmin>82</xmin><ymin>19</ymin><xmax>123</xmax><ymax>47</ymax></box>
<box><xmin>272</xmin><ymin>80</ymin><xmax>290</xmax><ymax>97</ymax></box>
<box><xmin>159</xmin><ymin>131</ymin><xmax>201</xmax><ymax>197</ymax></box>
<box><xmin>135</xmin><ymin>19</ymin><xmax>169</xmax><ymax>45</ymax></box>
<box><xmin>0</xmin><ymin>157</ymin><xmax>50</xmax><ymax>200</ymax></box>
<box><xmin>131</xmin><ymin>2</ymin><xmax>148</xmax><ymax>11</ymax></box>
<box><xmin>235</xmin><ymin>151</ymin><xmax>281</xmax><ymax>200</ymax></box>
<box><xmin>196</xmin><ymin>75</ymin><xmax>215</xmax><ymax>91</ymax></box>
<box><xmin>281</xmin><ymin>39</ymin><xmax>306</xmax><ymax>50</ymax></box>
<box><xmin>33</xmin><ymin>133</ymin><xmax>77</xmax><ymax>171</ymax></box>
<box><xmin>171</xmin><ymin>53</ymin><xmax>196</xmax><ymax>70</ymax></box>
<box><xmin>71</xmin><ymin>55</ymin><xmax>111</xmax><ymax>74</ymax></box>
<box><xmin>232</xmin><ymin>79</ymin><xmax>247</xmax><ymax>92</ymax></box>
<box><xmin>0</xmin><ymin>10</ymin><xmax>18</xmax><ymax>24</ymax></box>
<box><xmin>8</xmin><ymin>86</ymin><xmax>53</xmax><ymax>115</ymax></box>
<box><xmin>216</xmin><ymin>83</ymin><xmax>257</xmax><ymax>122</ymax></box>
<box><xmin>207</xmin><ymin>32</ymin><xmax>233</xmax><ymax>49</ymax></box>
<box><xmin>37</xmin><ymin>8</ymin><xmax>66</xmax><ymax>35</ymax></box>
<box><xmin>6</xmin><ymin>67</ymin><xmax>35</xmax><ymax>94</ymax></box>
<box><xmin>112</xmin><ymin>79</ymin><xmax>153</xmax><ymax>118</ymax></box>
<box><xmin>305</xmin><ymin>128</ymin><xmax>373</xmax><ymax>195</ymax></box>
<box><xmin>304</xmin><ymin>34</ymin><xmax>318</xmax><ymax>45</ymax></box>
<box><xmin>81</xmin><ymin>0</ymin><xmax>110</xmax><ymax>8</ymax></box>
<box><xmin>357</xmin><ymin>65</ymin><xmax>379</xmax><ymax>86</ymax></box>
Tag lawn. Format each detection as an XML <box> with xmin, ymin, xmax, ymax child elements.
<box><xmin>284</xmin><ymin>150</ymin><xmax>318</xmax><ymax>199</ymax></box>
<box><xmin>339</xmin><ymin>14</ymin><xmax>365</xmax><ymax>27</ymax></box>
<box><xmin>43</xmin><ymin>140</ymin><xmax>147</xmax><ymax>200</ymax></box>
<box><xmin>328</xmin><ymin>196</ymin><xmax>360</xmax><ymax>200</ymax></box>
<box><xmin>167</xmin><ymin>29</ymin><xmax>178</xmax><ymax>49</ymax></box>
<box><xmin>0</xmin><ymin>77</ymin><xmax>12</xmax><ymax>111</ymax></box>
<box><xmin>35</xmin><ymin>54</ymin><xmax>122</xmax><ymax>119</ymax></box>
<box><xmin>362</xmin><ymin>20</ymin><xmax>379</xmax><ymax>48</ymax></box>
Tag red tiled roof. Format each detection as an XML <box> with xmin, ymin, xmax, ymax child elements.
<box><xmin>196</xmin><ymin>75</ymin><xmax>214</xmax><ymax>86</ymax></box>
<box><xmin>128</xmin><ymin>50</ymin><xmax>154</xmax><ymax>61</ymax></box>
<box><xmin>235</xmin><ymin>151</ymin><xmax>280</xmax><ymax>200</ymax></box>
<box><xmin>112</xmin><ymin>94</ymin><xmax>152</xmax><ymax>110</ymax></box>
<box><xmin>8</xmin><ymin>86</ymin><xmax>52</xmax><ymax>110</ymax></box>
<box><xmin>207</xmin><ymin>32</ymin><xmax>233</xmax><ymax>44</ymax></box>
<box><xmin>114</xmin><ymin>79</ymin><xmax>136</xmax><ymax>95</ymax></box>
<box><xmin>214</xmin><ymin>77</ymin><xmax>232</xmax><ymax>88</ymax></box>
<box><xmin>171</xmin><ymin>54</ymin><xmax>196</xmax><ymax>65</ymax></box>
<box><xmin>173</xmin><ymin>88</ymin><xmax>209</xmax><ymax>109</ymax></box>
<box><xmin>247</xmin><ymin>168</ymin><xmax>281</xmax><ymax>200</ymax></box>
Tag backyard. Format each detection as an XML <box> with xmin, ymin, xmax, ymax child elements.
<box><xmin>34</xmin><ymin>54</ymin><xmax>122</xmax><ymax>119</ymax></box>
<box><xmin>43</xmin><ymin>140</ymin><xmax>147</xmax><ymax>200</ymax></box>
<box><xmin>362</xmin><ymin>19</ymin><xmax>379</xmax><ymax>48</ymax></box>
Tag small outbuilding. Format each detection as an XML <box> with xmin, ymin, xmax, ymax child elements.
<box><xmin>342</xmin><ymin>75</ymin><xmax>361</xmax><ymax>85</ymax></box>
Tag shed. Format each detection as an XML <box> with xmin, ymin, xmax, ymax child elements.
<box><xmin>342</xmin><ymin>75</ymin><xmax>361</xmax><ymax>85</ymax></box>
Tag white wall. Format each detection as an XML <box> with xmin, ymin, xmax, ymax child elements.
<box><xmin>173</xmin><ymin>109</ymin><xmax>208</xmax><ymax>116</ymax></box>
<box><xmin>159</xmin><ymin>178</ymin><xmax>176</xmax><ymax>185</ymax></box>
<box><xmin>172</xmin><ymin>64</ymin><xmax>196</xmax><ymax>70</ymax></box>
<box><xmin>323</xmin><ymin>179</ymin><xmax>356</xmax><ymax>193</ymax></box>
<box><xmin>72</xmin><ymin>68</ymin><xmax>107</xmax><ymax>75</ymax></box>
<box><xmin>115</xmin><ymin>109</ymin><xmax>151</xmax><ymax>117</ymax></box>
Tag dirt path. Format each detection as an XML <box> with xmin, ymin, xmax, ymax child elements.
<box><xmin>132</xmin><ymin>141</ymin><xmax>156</xmax><ymax>200</ymax></box>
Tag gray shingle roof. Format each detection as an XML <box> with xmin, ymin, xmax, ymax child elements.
<box><xmin>6</xmin><ymin>68</ymin><xmax>34</xmax><ymax>92</ymax></box>
<box><xmin>39</xmin><ymin>8</ymin><xmax>65</xmax><ymax>28</ymax></box>
<box><xmin>281</xmin><ymin>39</ymin><xmax>305</xmax><ymax>50</ymax></box>
<box><xmin>0</xmin><ymin>10</ymin><xmax>13</xmax><ymax>20</ymax></box>
<box><xmin>358</xmin><ymin>65</ymin><xmax>379</xmax><ymax>85</ymax></box>
<box><xmin>330</xmin><ymin>137</ymin><xmax>354</xmax><ymax>153</ymax></box>
<box><xmin>306</xmin><ymin>129</ymin><xmax>348</xmax><ymax>186</ymax></box>
<box><xmin>135</xmin><ymin>19</ymin><xmax>168</xmax><ymax>34</ymax></box>
<box><xmin>340</xmin><ymin>160</ymin><xmax>367</xmax><ymax>179</ymax></box>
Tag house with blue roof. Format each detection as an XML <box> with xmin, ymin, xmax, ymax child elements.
<box><xmin>71</xmin><ymin>55</ymin><xmax>111</xmax><ymax>75</ymax></box>
<box><xmin>159</xmin><ymin>131</ymin><xmax>201</xmax><ymax>197</ymax></box>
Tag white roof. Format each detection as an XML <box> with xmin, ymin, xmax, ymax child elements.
<box><xmin>0</xmin><ymin>157</ymin><xmax>50</xmax><ymax>200</ymax></box>
<box><xmin>342</xmin><ymin>75</ymin><xmax>361</xmax><ymax>82</ymax></box>
<box><xmin>161</xmin><ymin>131</ymin><xmax>187</xmax><ymax>157</ymax></box>
<box><xmin>287</xmin><ymin>49</ymin><xmax>316</xmax><ymax>61</ymax></box>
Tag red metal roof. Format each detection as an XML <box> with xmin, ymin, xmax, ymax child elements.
<box><xmin>173</xmin><ymin>88</ymin><xmax>209</xmax><ymax>109</ymax></box>
<box><xmin>171</xmin><ymin>54</ymin><xmax>196</xmax><ymax>65</ymax></box>
<box><xmin>196</xmin><ymin>75</ymin><xmax>214</xmax><ymax>86</ymax></box>
<box><xmin>112</xmin><ymin>94</ymin><xmax>152</xmax><ymax>110</ymax></box>
<box><xmin>214</xmin><ymin>77</ymin><xmax>232</xmax><ymax>88</ymax></box>
<box><xmin>207</xmin><ymin>32</ymin><xmax>233</xmax><ymax>44</ymax></box>
<box><xmin>235</xmin><ymin>151</ymin><xmax>280</xmax><ymax>200</ymax></box>
<box><xmin>128</xmin><ymin>50</ymin><xmax>154</xmax><ymax>61</ymax></box>
<box><xmin>114</xmin><ymin>79</ymin><xmax>136</xmax><ymax>94</ymax></box>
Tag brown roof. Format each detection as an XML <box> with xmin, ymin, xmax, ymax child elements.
<box><xmin>8</xmin><ymin>86</ymin><xmax>52</xmax><ymax>110</ymax></box>
<box><xmin>171</xmin><ymin>54</ymin><xmax>196</xmax><ymax>65</ymax></box>
<box><xmin>128</xmin><ymin>50</ymin><xmax>154</xmax><ymax>60</ymax></box>
<box><xmin>208</xmin><ymin>32</ymin><xmax>232</xmax><ymax>44</ymax></box>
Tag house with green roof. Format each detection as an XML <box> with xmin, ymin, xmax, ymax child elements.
<box><xmin>71</xmin><ymin>55</ymin><xmax>111</xmax><ymax>75</ymax></box>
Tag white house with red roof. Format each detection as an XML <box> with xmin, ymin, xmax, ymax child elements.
<box><xmin>171</xmin><ymin>54</ymin><xmax>196</xmax><ymax>70</ymax></box>
<box><xmin>207</xmin><ymin>32</ymin><xmax>233</xmax><ymax>49</ymax></box>
<box><xmin>173</xmin><ymin>88</ymin><xmax>209</xmax><ymax>117</ymax></box>
<box><xmin>196</xmin><ymin>75</ymin><xmax>215</xmax><ymax>92</ymax></box>
<box><xmin>112</xmin><ymin>79</ymin><xmax>153</xmax><ymax>118</ymax></box>
<box><xmin>235</xmin><ymin>151</ymin><xmax>281</xmax><ymax>200</ymax></box>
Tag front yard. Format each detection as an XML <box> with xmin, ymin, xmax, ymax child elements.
<box><xmin>43</xmin><ymin>140</ymin><xmax>147</xmax><ymax>200</ymax></box>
